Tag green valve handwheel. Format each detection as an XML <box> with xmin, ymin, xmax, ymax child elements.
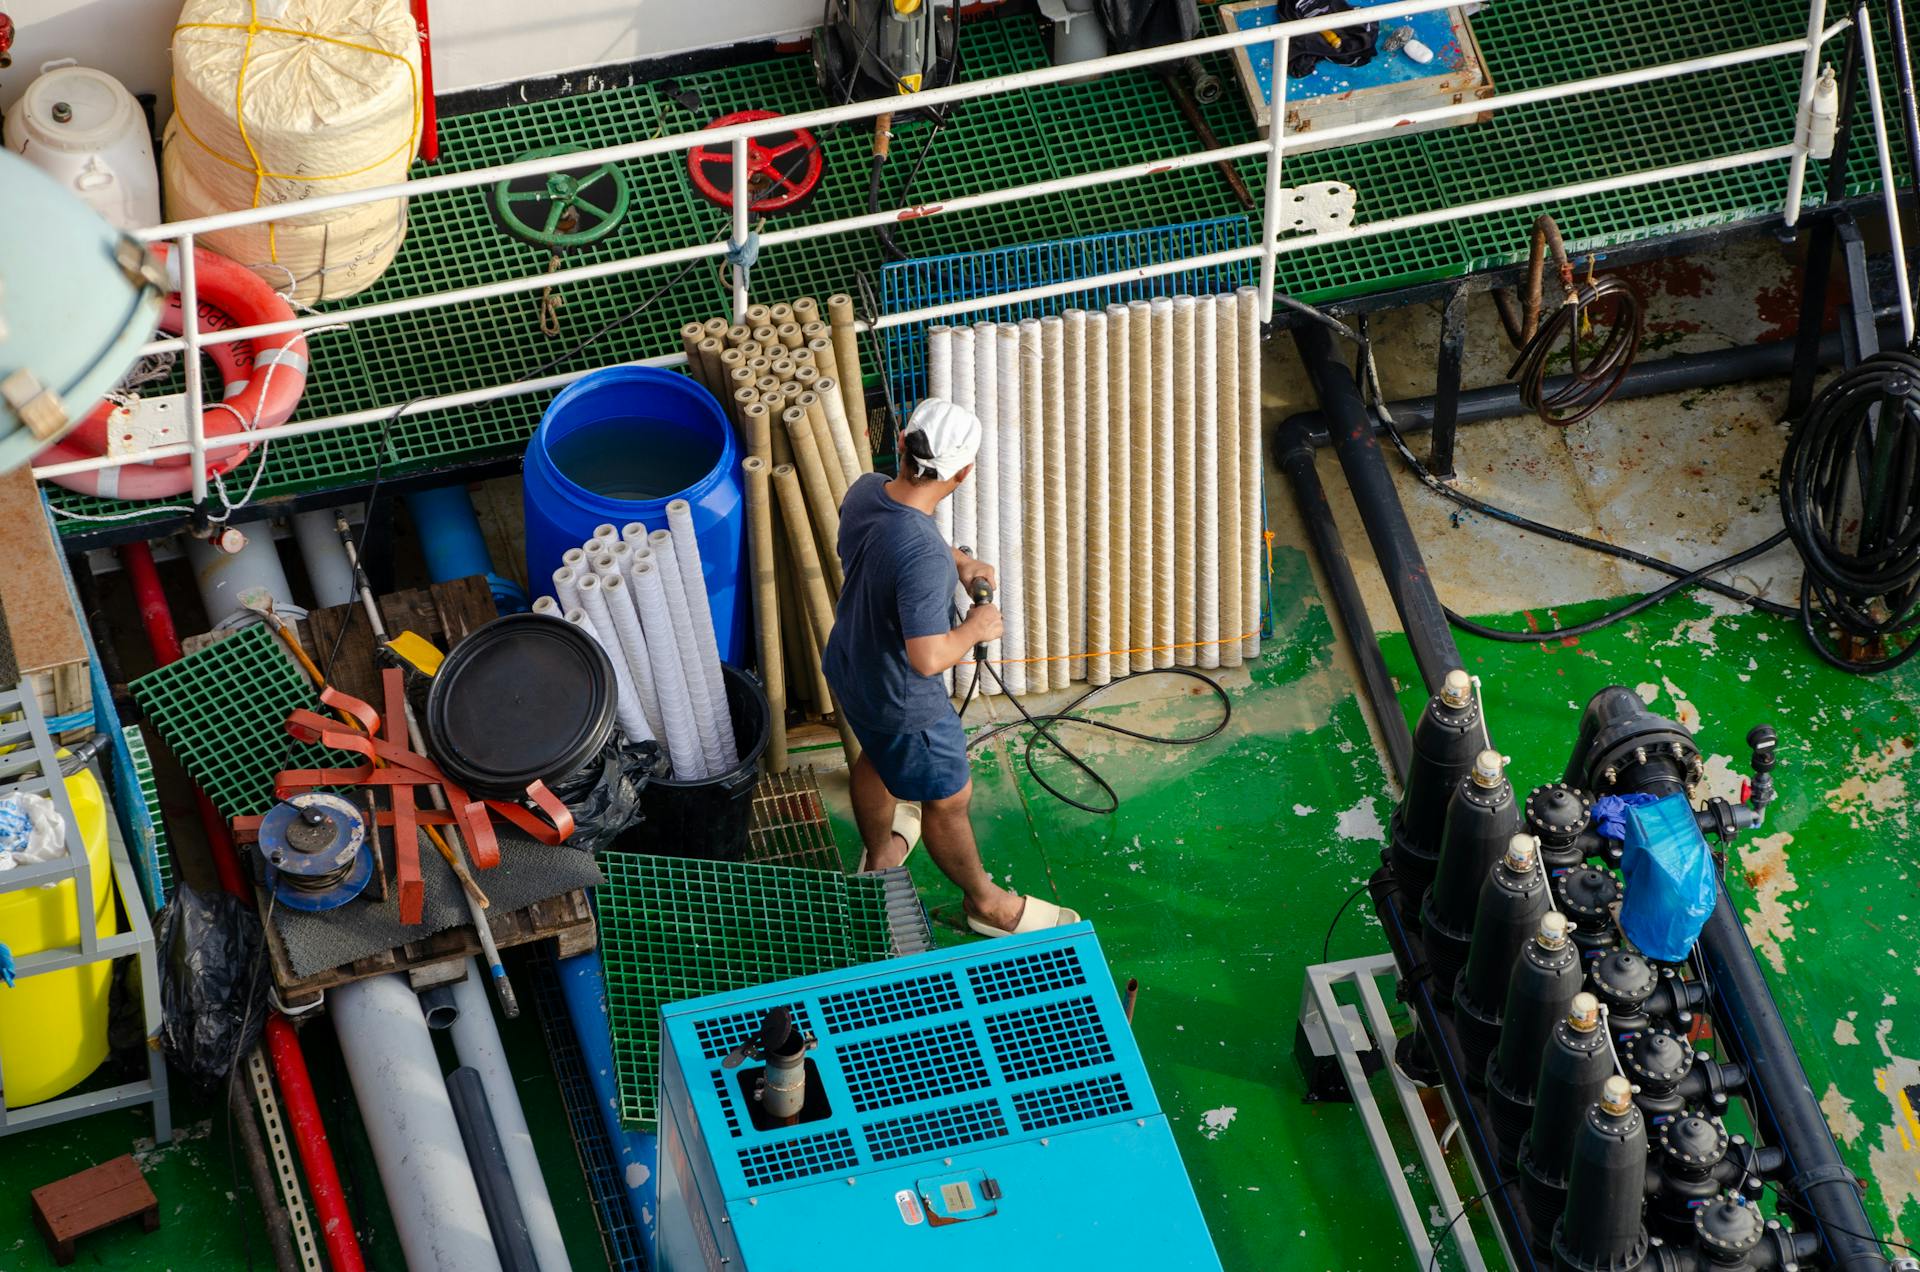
<box><xmin>491</xmin><ymin>145</ymin><xmax>631</xmax><ymax>248</ymax></box>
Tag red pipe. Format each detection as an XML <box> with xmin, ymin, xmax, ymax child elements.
<box><xmin>117</xmin><ymin>543</ymin><xmax>368</xmax><ymax>1272</ymax></box>
<box><xmin>411</xmin><ymin>0</ymin><xmax>437</xmax><ymax>164</ymax></box>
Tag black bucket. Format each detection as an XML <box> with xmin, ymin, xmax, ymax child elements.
<box><xmin>623</xmin><ymin>663</ymin><xmax>770</xmax><ymax>860</ymax></box>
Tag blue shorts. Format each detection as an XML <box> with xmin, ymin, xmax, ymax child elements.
<box><xmin>848</xmin><ymin>710</ymin><xmax>971</xmax><ymax>802</ymax></box>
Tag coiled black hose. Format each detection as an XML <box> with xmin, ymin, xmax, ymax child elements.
<box><xmin>1493</xmin><ymin>215</ymin><xmax>1646</xmax><ymax>427</ymax></box>
<box><xmin>1779</xmin><ymin>348</ymin><xmax>1920</xmax><ymax>672</ymax></box>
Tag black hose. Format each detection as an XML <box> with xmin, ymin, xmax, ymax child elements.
<box><xmin>1779</xmin><ymin>349</ymin><xmax>1920</xmax><ymax>672</ymax></box>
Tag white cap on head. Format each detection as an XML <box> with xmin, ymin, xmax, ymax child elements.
<box><xmin>901</xmin><ymin>397</ymin><xmax>982</xmax><ymax>481</ymax></box>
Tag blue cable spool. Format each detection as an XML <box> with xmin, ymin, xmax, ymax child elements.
<box><xmin>260</xmin><ymin>793</ymin><xmax>372</xmax><ymax>912</ymax></box>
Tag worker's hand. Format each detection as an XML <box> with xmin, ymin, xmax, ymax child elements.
<box><xmin>957</xmin><ymin>555</ymin><xmax>997</xmax><ymax>594</ymax></box>
<box><xmin>962</xmin><ymin>602</ymin><xmax>1004</xmax><ymax>644</ymax></box>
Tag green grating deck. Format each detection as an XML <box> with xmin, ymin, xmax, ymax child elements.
<box><xmin>129</xmin><ymin>624</ymin><xmax>346</xmax><ymax>821</ymax></box>
<box><xmin>48</xmin><ymin>0</ymin><xmax>1907</xmax><ymax>531</ymax></box>
<box><xmin>597</xmin><ymin>854</ymin><xmax>905</xmax><ymax>1126</ymax></box>
<box><xmin>122</xmin><ymin>724</ymin><xmax>174</xmax><ymax>906</ymax></box>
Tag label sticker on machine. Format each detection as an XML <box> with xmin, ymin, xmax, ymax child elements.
<box><xmin>895</xmin><ymin>1188</ymin><xmax>924</xmax><ymax>1226</ymax></box>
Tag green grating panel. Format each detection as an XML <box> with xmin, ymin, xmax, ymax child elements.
<box><xmin>49</xmin><ymin>0</ymin><xmax>1914</xmax><ymax>530</ymax></box>
<box><xmin>597</xmin><ymin>854</ymin><xmax>901</xmax><ymax>1126</ymax></box>
<box><xmin>122</xmin><ymin>724</ymin><xmax>173</xmax><ymax>905</ymax></box>
<box><xmin>130</xmin><ymin>624</ymin><xmax>348</xmax><ymax>821</ymax></box>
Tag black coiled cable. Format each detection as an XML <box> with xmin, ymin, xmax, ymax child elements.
<box><xmin>1779</xmin><ymin>348</ymin><xmax>1920</xmax><ymax>672</ymax></box>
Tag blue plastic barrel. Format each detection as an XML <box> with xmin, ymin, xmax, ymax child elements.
<box><xmin>523</xmin><ymin>368</ymin><xmax>746</xmax><ymax>663</ymax></box>
<box><xmin>405</xmin><ymin>484</ymin><xmax>529</xmax><ymax>614</ymax></box>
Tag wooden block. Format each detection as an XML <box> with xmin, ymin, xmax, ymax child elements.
<box><xmin>31</xmin><ymin>1155</ymin><xmax>159</xmax><ymax>1266</ymax></box>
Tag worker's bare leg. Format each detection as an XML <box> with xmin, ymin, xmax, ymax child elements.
<box><xmin>850</xmin><ymin>752</ymin><xmax>911</xmax><ymax>866</ymax></box>
<box><xmin>920</xmin><ymin>781</ymin><xmax>1025</xmax><ymax>932</ymax></box>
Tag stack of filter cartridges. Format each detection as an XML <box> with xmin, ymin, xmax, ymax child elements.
<box><xmin>538</xmin><ymin>500</ymin><xmax>739</xmax><ymax>781</ymax></box>
<box><xmin>681</xmin><ymin>295</ymin><xmax>873</xmax><ymax>771</ymax></box>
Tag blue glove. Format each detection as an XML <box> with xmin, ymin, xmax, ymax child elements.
<box><xmin>0</xmin><ymin>943</ymin><xmax>13</xmax><ymax>989</ymax></box>
<box><xmin>1592</xmin><ymin>792</ymin><xmax>1659</xmax><ymax>841</ymax></box>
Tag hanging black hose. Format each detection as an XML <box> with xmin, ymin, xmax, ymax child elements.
<box><xmin>1492</xmin><ymin>215</ymin><xmax>1645</xmax><ymax>427</ymax></box>
<box><xmin>1779</xmin><ymin>348</ymin><xmax>1920</xmax><ymax>672</ymax></box>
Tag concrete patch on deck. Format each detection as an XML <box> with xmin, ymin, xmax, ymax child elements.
<box><xmin>1824</xmin><ymin>737</ymin><xmax>1915</xmax><ymax>831</ymax></box>
<box><xmin>1737</xmin><ymin>831</ymin><xmax>1798</xmax><ymax>973</ymax></box>
<box><xmin>1822</xmin><ymin>1082</ymin><xmax>1866</xmax><ymax>1145</ymax></box>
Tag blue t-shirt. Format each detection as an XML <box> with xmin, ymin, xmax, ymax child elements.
<box><xmin>823</xmin><ymin>473</ymin><xmax>957</xmax><ymax>732</ymax></box>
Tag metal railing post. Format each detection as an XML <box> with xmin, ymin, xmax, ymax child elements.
<box><xmin>731</xmin><ymin>135</ymin><xmax>752</xmax><ymax>323</ymax></box>
<box><xmin>1258</xmin><ymin>33</ymin><xmax>1292</xmax><ymax>321</ymax></box>
<box><xmin>1859</xmin><ymin>8</ymin><xmax>1916</xmax><ymax>342</ymax></box>
<box><xmin>178</xmin><ymin>232</ymin><xmax>207</xmax><ymax>505</ymax></box>
<box><xmin>1783</xmin><ymin>0</ymin><xmax>1831</xmax><ymax>225</ymax></box>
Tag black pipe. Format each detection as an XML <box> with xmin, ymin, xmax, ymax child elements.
<box><xmin>418</xmin><ymin>984</ymin><xmax>459</xmax><ymax>1031</ymax></box>
<box><xmin>1293</xmin><ymin>324</ymin><xmax>1464</xmax><ymax>693</ymax></box>
<box><xmin>1273</xmin><ymin>426</ymin><xmax>1414</xmax><ymax>780</ymax></box>
<box><xmin>1284</xmin><ymin>324</ymin><xmax>1900</xmax><ymax>449</ymax></box>
<box><xmin>228</xmin><ymin>1072</ymin><xmax>301</xmax><ymax>1272</ymax></box>
<box><xmin>1696</xmin><ymin>895</ymin><xmax>1890</xmax><ymax>1271</ymax></box>
<box><xmin>446</xmin><ymin>1066</ymin><xmax>540</xmax><ymax>1272</ymax></box>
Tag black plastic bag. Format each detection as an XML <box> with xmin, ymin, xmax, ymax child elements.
<box><xmin>155</xmin><ymin>885</ymin><xmax>268</xmax><ymax>1087</ymax></box>
<box><xmin>550</xmin><ymin>738</ymin><xmax>661</xmax><ymax>854</ymax></box>
<box><xmin>1278</xmin><ymin>0</ymin><xmax>1379</xmax><ymax>77</ymax></box>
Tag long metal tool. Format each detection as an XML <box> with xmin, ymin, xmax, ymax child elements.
<box><xmin>336</xmin><ymin>518</ymin><xmax>519</xmax><ymax>1018</ymax></box>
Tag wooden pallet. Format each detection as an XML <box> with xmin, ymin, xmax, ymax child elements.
<box><xmin>230</xmin><ymin>575</ymin><xmax>598</xmax><ymax>1007</ymax></box>
<box><xmin>255</xmin><ymin>885</ymin><xmax>596</xmax><ymax>1009</ymax></box>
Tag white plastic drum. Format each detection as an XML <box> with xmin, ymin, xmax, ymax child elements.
<box><xmin>3</xmin><ymin>63</ymin><xmax>161</xmax><ymax>230</ymax></box>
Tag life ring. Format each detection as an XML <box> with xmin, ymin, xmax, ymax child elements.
<box><xmin>38</xmin><ymin>242</ymin><xmax>309</xmax><ymax>500</ymax></box>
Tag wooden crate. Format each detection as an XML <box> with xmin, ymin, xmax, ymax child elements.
<box><xmin>0</xmin><ymin>468</ymin><xmax>92</xmax><ymax>736</ymax></box>
<box><xmin>1220</xmin><ymin>1</ymin><xmax>1493</xmax><ymax>147</ymax></box>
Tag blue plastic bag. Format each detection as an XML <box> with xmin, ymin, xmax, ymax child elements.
<box><xmin>1616</xmin><ymin>792</ymin><xmax>1718</xmax><ymax>962</ymax></box>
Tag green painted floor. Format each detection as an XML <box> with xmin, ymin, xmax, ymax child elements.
<box><xmin>815</xmin><ymin>547</ymin><xmax>1920</xmax><ymax>1267</ymax></box>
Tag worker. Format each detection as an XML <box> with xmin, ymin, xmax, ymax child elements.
<box><xmin>825</xmin><ymin>398</ymin><xmax>1079</xmax><ymax>937</ymax></box>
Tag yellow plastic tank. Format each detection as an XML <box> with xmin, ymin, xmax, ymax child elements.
<box><xmin>0</xmin><ymin>765</ymin><xmax>116</xmax><ymax>1108</ymax></box>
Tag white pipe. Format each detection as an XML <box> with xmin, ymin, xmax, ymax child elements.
<box><xmin>1041</xmin><ymin>315</ymin><xmax>1070</xmax><ymax>692</ymax></box>
<box><xmin>1860</xmin><ymin>11</ymin><xmax>1917</xmax><ymax>344</ymax></box>
<box><xmin>1258</xmin><ymin>33</ymin><xmax>1293</xmax><ymax>321</ymax></box>
<box><xmin>972</xmin><ymin>321</ymin><xmax>1001</xmax><ymax>697</ymax></box>
<box><xmin>1084</xmin><ymin>309</ymin><xmax>1111</xmax><ymax>688</ymax></box>
<box><xmin>446</xmin><ymin>962</ymin><xmax>569</xmax><ymax>1272</ymax></box>
<box><xmin>1194</xmin><ymin>296</ymin><xmax>1220</xmax><ymax>670</ymax></box>
<box><xmin>331</xmin><ymin>975</ymin><xmax>504</xmax><ymax>1272</ymax></box>
<box><xmin>1019</xmin><ymin>319</ymin><xmax>1049</xmax><ymax>691</ymax></box>
<box><xmin>950</xmin><ymin>327</ymin><xmax>979</xmax><ymax>560</ymax></box>
<box><xmin>620</xmin><ymin>522</ymin><xmax>647</xmax><ymax>546</ymax></box>
<box><xmin>552</xmin><ymin>567</ymin><xmax>582</xmax><ymax>614</ymax></box>
<box><xmin>598</xmin><ymin>574</ymin><xmax>661</xmax><ymax>746</ymax></box>
<box><xmin>1104</xmin><ymin>303</ymin><xmax>1131</xmax><ymax>684</ymax></box>
<box><xmin>1784</xmin><ymin>0</ymin><xmax>1834</xmax><ymax>227</ymax></box>
<box><xmin>1064</xmin><ymin>309</ymin><xmax>1088</xmax><ymax>683</ymax></box>
<box><xmin>127</xmin><ymin>36</ymin><xmax>1815</xmax><ymax>364</ymax></box>
<box><xmin>561</xmin><ymin>548</ymin><xmax>586</xmax><ymax>569</ymax></box>
<box><xmin>179</xmin><ymin>232</ymin><xmax>207</xmax><ymax>504</ymax></box>
<box><xmin>995</xmin><ymin>323</ymin><xmax>1027</xmax><ymax>697</ymax></box>
<box><xmin>1237</xmin><ymin>287</ymin><xmax>1263</xmax><ymax>660</ymax></box>
<box><xmin>186</xmin><ymin>530</ymin><xmax>299</xmax><ymax>630</ymax></box>
<box><xmin>1171</xmin><ymin>296</ymin><xmax>1198</xmax><ymax>668</ymax></box>
<box><xmin>666</xmin><ymin>500</ymin><xmax>740</xmax><ymax>770</ymax></box>
<box><xmin>927</xmin><ymin>325</ymin><xmax>958</xmax><ymax>696</ymax></box>
<box><xmin>649</xmin><ymin>529</ymin><xmax>726</xmax><ymax>773</ymax></box>
<box><xmin>1127</xmin><ymin>300</ymin><xmax>1153</xmax><ymax>675</ymax></box>
<box><xmin>293</xmin><ymin>509</ymin><xmax>359</xmax><ymax>608</ymax></box>
<box><xmin>592</xmin><ymin>524</ymin><xmax>617</xmax><ymax>543</ymax></box>
<box><xmin>575</xmin><ymin>573</ymin><xmax>652</xmax><ymax>744</ymax></box>
<box><xmin>47</xmin><ymin>140</ymin><xmax>1803</xmax><ymax>483</ymax></box>
<box><xmin>630</xmin><ymin>559</ymin><xmax>704</xmax><ymax>777</ymax></box>
<box><xmin>731</xmin><ymin>136</ymin><xmax>750</xmax><ymax>322</ymax></box>
<box><xmin>1215</xmin><ymin>292</ymin><xmax>1243</xmax><ymax>670</ymax></box>
<box><xmin>1150</xmin><ymin>298</ymin><xmax>1175</xmax><ymax>670</ymax></box>
<box><xmin>532</xmin><ymin>597</ymin><xmax>559</xmax><ymax>616</ymax></box>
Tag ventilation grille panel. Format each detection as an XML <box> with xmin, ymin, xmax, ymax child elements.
<box><xmin>967</xmin><ymin>944</ymin><xmax>1087</xmax><ymax>1004</ymax></box>
<box><xmin>987</xmin><ymin>996</ymin><xmax>1115</xmax><ymax>1083</ymax></box>
<box><xmin>1014</xmin><ymin>1072</ymin><xmax>1134</xmax><ymax>1132</ymax></box>
<box><xmin>819</xmin><ymin>971</ymin><xmax>964</xmax><ymax>1034</ymax></box>
<box><xmin>838</xmin><ymin>1021</ymin><xmax>991</xmax><ymax>1114</ymax></box>
<box><xmin>738</xmin><ymin>1129</ymin><xmax>859</xmax><ymax>1187</ymax></box>
<box><xmin>864</xmin><ymin>1099</ymin><xmax>1008</xmax><ymax>1162</ymax></box>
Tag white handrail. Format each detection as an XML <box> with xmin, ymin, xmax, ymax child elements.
<box><xmin>36</xmin><ymin>1</ymin><xmax>1848</xmax><ymax>494</ymax></box>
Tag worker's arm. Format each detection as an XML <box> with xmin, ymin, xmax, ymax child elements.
<box><xmin>905</xmin><ymin>604</ymin><xmax>1004</xmax><ymax>677</ymax></box>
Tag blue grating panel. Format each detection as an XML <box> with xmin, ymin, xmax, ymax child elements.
<box><xmin>818</xmin><ymin>971</ymin><xmax>965</xmax><ymax>1034</ymax></box>
<box><xmin>863</xmin><ymin>1099</ymin><xmax>1007</xmax><ymax>1162</ymax></box>
<box><xmin>694</xmin><ymin>1003</ymin><xmax>817</xmax><ymax>1061</ymax></box>
<box><xmin>987</xmin><ymin>996</ymin><xmax>1115</xmax><ymax>1083</ymax></box>
<box><xmin>967</xmin><ymin>944</ymin><xmax>1087</xmax><ymax>1005</ymax></box>
<box><xmin>1013</xmin><ymin>1072</ymin><xmax>1134</xmax><ymax>1133</ymax></box>
<box><xmin>879</xmin><ymin>217</ymin><xmax>1254</xmax><ymax>411</ymax></box>
<box><xmin>739</xmin><ymin>1129</ymin><xmax>859</xmax><ymax>1188</ymax></box>
<box><xmin>837</xmin><ymin>1022</ymin><xmax>991</xmax><ymax>1114</ymax></box>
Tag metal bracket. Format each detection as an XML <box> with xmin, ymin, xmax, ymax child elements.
<box><xmin>1277</xmin><ymin>182</ymin><xmax>1358</xmax><ymax>235</ymax></box>
<box><xmin>247</xmin><ymin>1048</ymin><xmax>324</xmax><ymax>1272</ymax></box>
<box><xmin>105</xmin><ymin>394</ymin><xmax>191</xmax><ymax>458</ymax></box>
<box><xmin>1298</xmin><ymin>953</ymin><xmax>1511</xmax><ymax>1271</ymax></box>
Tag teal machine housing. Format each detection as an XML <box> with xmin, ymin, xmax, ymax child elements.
<box><xmin>655</xmin><ymin>923</ymin><xmax>1222</xmax><ymax>1271</ymax></box>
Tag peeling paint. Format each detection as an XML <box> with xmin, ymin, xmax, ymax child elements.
<box><xmin>1738</xmin><ymin>831</ymin><xmax>1798</xmax><ymax>973</ymax></box>
<box><xmin>1824</xmin><ymin>737</ymin><xmax>1915</xmax><ymax>830</ymax></box>
<box><xmin>1836</xmin><ymin>1016</ymin><xmax>1860</xmax><ymax>1046</ymax></box>
<box><xmin>1699</xmin><ymin>753</ymin><xmax>1746</xmax><ymax>805</ymax></box>
<box><xmin>1823</xmin><ymin>1082</ymin><xmax>1866</xmax><ymax>1144</ymax></box>
<box><xmin>1660</xmin><ymin>676</ymin><xmax>1700</xmax><ymax>732</ymax></box>
<box><xmin>1866</xmin><ymin>1029</ymin><xmax>1920</xmax><ymax>1248</ymax></box>
<box><xmin>1336</xmin><ymin>797</ymin><xmax>1384</xmax><ymax>843</ymax></box>
<box><xmin>1200</xmin><ymin>1106</ymin><xmax>1239</xmax><ymax>1140</ymax></box>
